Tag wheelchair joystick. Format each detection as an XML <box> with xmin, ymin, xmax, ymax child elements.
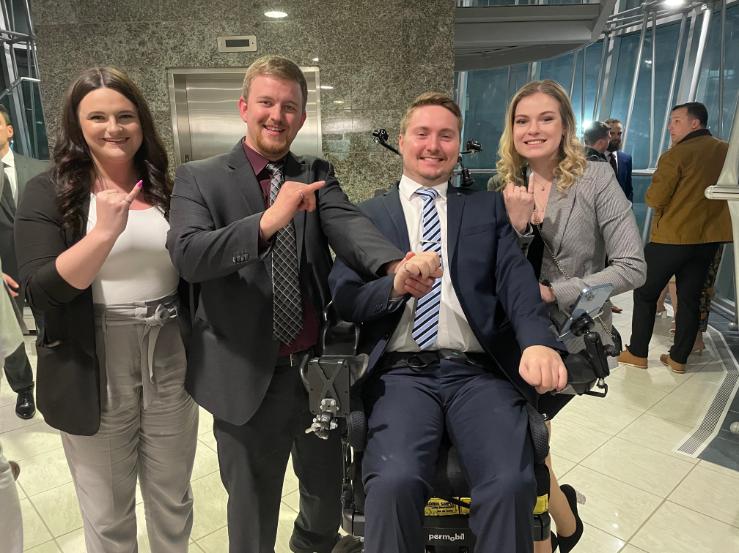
<box><xmin>568</xmin><ymin>312</ymin><xmax>610</xmax><ymax>398</ymax></box>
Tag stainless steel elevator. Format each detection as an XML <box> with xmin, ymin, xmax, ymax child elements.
<box><xmin>167</xmin><ymin>67</ymin><xmax>322</xmax><ymax>166</ymax></box>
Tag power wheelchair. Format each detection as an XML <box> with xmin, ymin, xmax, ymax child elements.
<box><xmin>300</xmin><ymin>285</ymin><xmax>616</xmax><ymax>552</ymax></box>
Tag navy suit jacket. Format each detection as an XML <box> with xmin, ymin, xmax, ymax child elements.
<box><xmin>328</xmin><ymin>184</ymin><xmax>562</xmax><ymax>406</ymax></box>
<box><xmin>615</xmin><ymin>151</ymin><xmax>633</xmax><ymax>201</ymax></box>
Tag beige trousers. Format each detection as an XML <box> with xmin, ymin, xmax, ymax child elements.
<box><xmin>61</xmin><ymin>299</ymin><xmax>198</xmax><ymax>553</ymax></box>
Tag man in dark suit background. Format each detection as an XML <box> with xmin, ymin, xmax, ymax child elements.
<box><xmin>167</xmin><ymin>55</ymin><xmax>404</xmax><ymax>553</ymax></box>
<box><xmin>0</xmin><ymin>105</ymin><xmax>47</xmax><ymax>419</ymax></box>
<box><xmin>328</xmin><ymin>92</ymin><xmax>566</xmax><ymax>553</ymax></box>
<box><xmin>605</xmin><ymin>118</ymin><xmax>633</xmax><ymax>201</ymax></box>
<box><xmin>583</xmin><ymin>121</ymin><xmax>610</xmax><ymax>162</ymax></box>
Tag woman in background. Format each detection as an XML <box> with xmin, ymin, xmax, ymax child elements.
<box><xmin>15</xmin><ymin>67</ymin><xmax>197</xmax><ymax>553</ymax></box>
<box><xmin>497</xmin><ymin>80</ymin><xmax>646</xmax><ymax>552</ymax></box>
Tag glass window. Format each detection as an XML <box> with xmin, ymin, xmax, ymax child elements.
<box><xmin>695</xmin><ymin>4</ymin><xmax>739</xmax><ymax>139</ymax></box>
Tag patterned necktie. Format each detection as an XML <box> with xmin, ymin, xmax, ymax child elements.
<box><xmin>609</xmin><ymin>152</ymin><xmax>618</xmax><ymax>177</ymax></box>
<box><xmin>411</xmin><ymin>187</ymin><xmax>442</xmax><ymax>350</ymax></box>
<box><xmin>266</xmin><ymin>162</ymin><xmax>303</xmax><ymax>344</ymax></box>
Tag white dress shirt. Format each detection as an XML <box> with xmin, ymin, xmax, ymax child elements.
<box><xmin>386</xmin><ymin>175</ymin><xmax>484</xmax><ymax>353</ymax></box>
<box><xmin>608</xmin><ymin>150</ymin><xmax>618</xmax><ymax>169</ymax></box>
<box><xmin>1</xmin><ymin>149</ymin><xmax>17</xmax><ymax>205</ymax></box>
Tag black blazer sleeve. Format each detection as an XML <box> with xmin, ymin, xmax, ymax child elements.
<box><xmin>15</xmin><ymin>172</ymin><xmax>86</xmax><ymax>311</ymax></box>
<box><xmin>167</xmin><ymin>162</ymin><xmax>265</xmax><ymax>283</ymax></box>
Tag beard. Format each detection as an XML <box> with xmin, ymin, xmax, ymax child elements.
<box><xmin>607</xmin><ymin>140</ymin><xmax>620</xmax><ymax>152</ymax></box>
<box><xmin>253</xmin><ymin>131</ymin><xmax>291</xmax><ymax>159</ymax></box>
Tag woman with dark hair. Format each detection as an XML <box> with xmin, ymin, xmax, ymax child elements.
<box><xmin>497</xmin><ymin>80</ymin><xmax>646</xmax><ymax>553</ymax></box>
<box><xmin>15</xmin><ymin>67</ymin><xmax>197</xmax><ymax>552</ymax></box>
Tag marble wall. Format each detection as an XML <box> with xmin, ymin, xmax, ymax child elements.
<box><xmin>32</xmin><ymin>0</ymin><xmax>455</xmax><ymax>201</ymax></box>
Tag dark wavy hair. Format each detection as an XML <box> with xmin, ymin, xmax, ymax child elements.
<box><xmin>54</xmin><ymin>66</ymin><xmax>171</xmax><ymax>235</ymax></box>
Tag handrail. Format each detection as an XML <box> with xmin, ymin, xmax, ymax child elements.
<box><xmin>0</xmin><ymin>75</ymin><xmax>39</xmax><ymax>102</ymax></box>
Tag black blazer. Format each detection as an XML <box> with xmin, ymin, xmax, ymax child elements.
<box><xmin>166</xmin><ymin>142</ymin><xmax>403</xmax><ymax>425</ymax></box>
<box><xmin>328</xmin><ymin>185</ymin><xmax>562</xmax><ymax>406</ymax></box>
<box><xmin>15</xmin><ymin>171</ymin><xmax>190</xmax><ymax>436</ymax></box>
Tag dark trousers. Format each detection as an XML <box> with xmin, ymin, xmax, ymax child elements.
<box><xmin>628</xmin><ymin>242</ymin><xmax>720</xmax><ymax>364</ymax></box>
<box><xmin>213</xmin><ymin>360</ymin><xmax>342</xmax><ymax>553</ymax></box>
<box><xmin>362</xmin><ymin>359</ymin><xmax>535</xmax><ymax>553</ymax></box>
<box><xmin>3</xmin><ymin>296</ymin><xmax>33</xmax><ymax>393</ymax></box>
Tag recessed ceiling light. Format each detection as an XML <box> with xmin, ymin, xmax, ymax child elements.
<box><xmin>663</xmin><ymin>0</ymin><xmax>684</xmax><ymax>8</ymax></box>
<box><xmin>333</xmin><ymin>100</ymin><xmax>344</xmax><ymax>104</ymax></box>
<box><xmin>312</xmin><ymin>57</ymin><xmax>320</xmax><ymax>62</ymax></box>
<box><xmin>264</xmin><ymin>10</ymin><xmax>288</xmax><ymax>18</ymax></box>
<box><xmin>320</xmin><ymin>85</ymin><xmax>334</xmax><ymax>90</ymax></box>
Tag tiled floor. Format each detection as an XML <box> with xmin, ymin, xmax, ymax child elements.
<box><xmin>3</xmin><ymin>292</ymin><xmax>739</xmax><ymax>552</ymax></box>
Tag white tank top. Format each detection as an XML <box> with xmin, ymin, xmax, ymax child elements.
<box><xmin>87</xmin><ymin>196</ymin><xmax>178</xmax><ymax>305</ymax></box>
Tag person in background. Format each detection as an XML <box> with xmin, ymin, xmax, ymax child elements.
<box><xmin>0</xmin><ymin>256</ymin><xmax>24</xmax><ymax>553</ymax></box>
<box><xmin>0</xmin><ymin>104</ymin><xmax>47</xmax><ymax>420</ymax></box>
<box><xmin>499</xmin><ymin>80</ymin><xmax>646</xmax><ymax>553</ymax></box>
<box><xmin>604</xmin><ymin>118</ymin><xmax>633</xmax><ymax>201</ymax></box>
<box><xmin>619</xmin><ymin>102</ymin><xmax>731</xmax><ymax>374</ymax></box>
<box><xmin>583</xmin><ymin>121</ymin><xmax>611</xmax><ymax>162</ymax></box>
<box><xmin>15</xmin><ymin>67</ymin><xmax>198</xmax><ymax>552</ymax></box>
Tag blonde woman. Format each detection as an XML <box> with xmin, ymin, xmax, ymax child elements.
<box><xmin>497</xmin><ymin>80</ymin><xmax>646</xmax><ymax>552</ymax></box>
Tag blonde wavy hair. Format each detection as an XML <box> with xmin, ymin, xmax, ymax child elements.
<box><xmin>496</xmin><ymin>80</ymin><xmax>586</xmax><ymax>192</ymax></box>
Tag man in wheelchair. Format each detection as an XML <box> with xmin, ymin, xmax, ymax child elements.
<box><xmin>325</xmin><ymin>92</ymin><xmax>568</xmax><ymax>553</ymax></box>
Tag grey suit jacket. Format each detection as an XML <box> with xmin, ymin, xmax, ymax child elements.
<box><xmin>521</xmin><ymin>162</ymin><xmax>646</xmax><ymax>350</ymax></box>
<box><xmin>0</xmin><ymin>152</ymin><xmax>49</xmax><ymax>279</ymax></box>
<box><xmin>167</xmin><ymin>141</ymin><xmax>403</xmax><ymax>425</ymax></box>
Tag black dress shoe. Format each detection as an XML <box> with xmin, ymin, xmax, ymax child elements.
<box><xmin>15</xmin><ymin>387</ymin><xmax>36</xmax><ymax>419</ymax></box>
<box><xmin>555</xmin><ymin>484</ymin><xmax>584</xmax><ymax>553</ymax></box>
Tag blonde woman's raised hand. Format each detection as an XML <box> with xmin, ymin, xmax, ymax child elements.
<box><xmin>502</xmin><ymin>179</ymin><xmax>534</xmax><ymax>233</ymax></box>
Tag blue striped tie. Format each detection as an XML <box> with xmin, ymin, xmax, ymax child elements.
<box><xmin>411</xmin><ymin>187</ymin><xmax>442</xmax><ymax>350</ymax></box>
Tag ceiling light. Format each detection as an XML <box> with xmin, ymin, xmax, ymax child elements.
<box><xmin>663</xmin><ymin>0</ymin><xmax>685</xmax><ymax>8</ymax></box>
<box><xmin>333</xmin><ymin>100</ymin><xmax>344</xmax><ymax>104</ymax></box>
<box><xmin>320</xmin><ymin>85</ymin><xmax>334</xmax><ymax>90</ymax></box>
<box><xmin>312</xmin><ymin>57</ymin><xmax>320</xmax><ymax>62</ymax></box>
<box><xmin>264</xmin><ymin>10</ymin><xmax>288</xmax><ymax>18</ymax></box>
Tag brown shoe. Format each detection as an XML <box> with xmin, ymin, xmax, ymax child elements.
<box><xmin>618</xmin><ymin>349</ymin><xmax>648</xmax><ymax>369</ymax></box>
<box><xmin>660</xmin><ymin>353</ymin><xmax>685</xmax><ymax>374</ymax></box>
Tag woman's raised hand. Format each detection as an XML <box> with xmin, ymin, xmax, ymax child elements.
<box><xmin>93</xmin><ymin>180</ymin><xmax>142</xmax><ymax>239</ymax></box>
<box><xmin>502</xmin><ymin>178</ymin><xmax>535</xmax><ymax>233</ymax></box>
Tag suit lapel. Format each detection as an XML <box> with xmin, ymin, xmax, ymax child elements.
<box><xmin>617</xmin><ymin>151</ymin><xmax>627</xmax><ymax>184</ymax></box>
<box><xmin>380</xmin><ymin>185</ymin><xmax>410</xmax><ymax>252</ymax></box>
<box><xmin>547</xmin><ymin>185</ymin><xmax>577</xmax><ymax>255</ymax></box>
<box><xmin>0</xmin><ymin>169</ymin><xmax>14</xmax><ymax>222</ymax></box>
<box><xmin>283</xmin><ymin>153</ymin><xmax>308</xmax><ymax>271</ymax></box>
<box><xmin>226</xmin><ymin>142</ymin><xmax>268</xmax><ymax>214</ymax></box>
<box><xmin>446</xmin><ymin>187</ymin><xmax>465</xmax><ymax>265</ymax></box>
<box><xmin>14</xmin><ymin>154</ymin><xmax>28</xmax><ymax>202</ymax></box>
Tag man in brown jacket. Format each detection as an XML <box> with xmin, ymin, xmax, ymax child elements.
<box><xmin>619</xmin><ymin>102</ymin><xmax>731</xmax><ymax>373</ymax></box>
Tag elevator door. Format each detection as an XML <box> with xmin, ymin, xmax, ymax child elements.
<box><xmin>168</xmin><ymin>67</ymin><xmax>322</xmax><ymax>166</ymax></box>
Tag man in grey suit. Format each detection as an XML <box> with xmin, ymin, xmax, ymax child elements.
<box><xmin>167</xmin><ymin>56</ymin><xmax>404</xmax><ymax>553</ymax></box>
<box><xmin>0</xmin><ymin>105</ymin><xmax>47</xmax><ymax>419</ymax></box>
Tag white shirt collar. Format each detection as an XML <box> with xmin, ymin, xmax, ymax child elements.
<box><xmin>398</xmin><ymin>174</ymin><xmax>448</xmax><ymax>203</ymax></box>
<box><xmin>1</xmin><ymin>149</ymin><xmax>14</xmax><ymax>168</ymax></box>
